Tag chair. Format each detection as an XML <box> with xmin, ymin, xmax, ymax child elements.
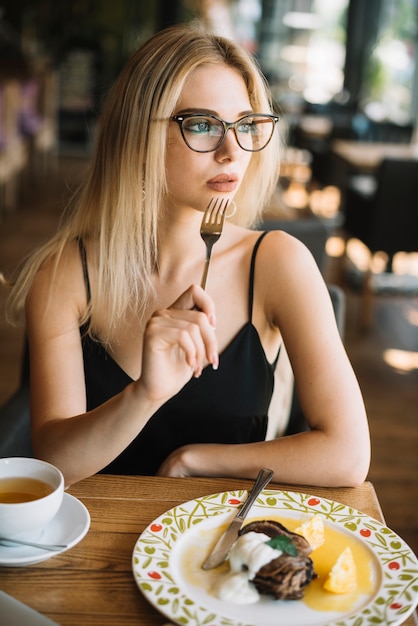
<box><xmin>0</xmin><ymin>337</ymin><xmax>32</xmax><ymax>457</ymax></box>
<box><xmin>344</xmin><ymin>157</ymin><xmax>418</xmax><ymax>327</ymax></box>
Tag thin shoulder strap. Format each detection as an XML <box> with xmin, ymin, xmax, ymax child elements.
<box><xmin>77</xmin><ymin>238</ymin><xmax>92</xmax><ymax>305</ymax></box>
<box><xmin>248</xmin><ymin>231</ymin><xmax>269</xmax><ymax>321</ymax></box>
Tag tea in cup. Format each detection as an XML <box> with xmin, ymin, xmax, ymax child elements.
<box><xmin>0</xmin><ymin>457</ymin><xmax>64</xmax><ymax>540</ymax></box>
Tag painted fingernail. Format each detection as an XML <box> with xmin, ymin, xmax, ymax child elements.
<box><xmin>211</xmin><ymin>354</ymin><xmax>219</xmax><ymax>370</ymax></box>
<box><xmin>209</xmin><ymin>313</ymin><xmax>216</xmax><ymax>328</ymax></box>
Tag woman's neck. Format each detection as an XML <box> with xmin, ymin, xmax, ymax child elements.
<box><xmin>156</xmin><ymin>208</ymin><xmax>206</xmax><ymax>285</ymax></box>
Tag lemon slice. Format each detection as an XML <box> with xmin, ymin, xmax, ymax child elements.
<box><xmin>323</xmin><ymin>546</ymin><xmax>357</xmax><ymax>594</ymax></box>
<box><xmin>295</xmin><ymin>515</ymin><xmax>325</xmax><ymax>551</ymax></box>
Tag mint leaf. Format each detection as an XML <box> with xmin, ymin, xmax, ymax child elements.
<box><xmin>265</xmin><ymin>535</ymin><xmax>298</xmax><ymax>556</ymax></box>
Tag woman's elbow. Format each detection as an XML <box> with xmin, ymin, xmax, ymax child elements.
<box><xmin>341</xmin><ymin>464</ymin><xmax>369</xmax><ymax>488</ymax></box>
<box><xmin>336</xmin><ymin>440</ymin><xmax>371</xmax><ymax>487</ymax></box>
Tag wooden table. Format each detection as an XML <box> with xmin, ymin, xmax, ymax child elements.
<box><xmin>0</xmin><ymin>475</ymin><xmax>417</xmax><ymax>625</ymax></box>
<box><xmin>331</xmin><ymin>139</ymin><xmax>418</xmax><ymax>172</ymax></box>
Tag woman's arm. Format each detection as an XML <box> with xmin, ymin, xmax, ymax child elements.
<box><xmin>26</xmin><ymin>244</ymin><xmax>218</xmax><ymax>487</ymax></box>
<box><xmin>157</xmin><ymin>231</ymin><xmax>370</xmax><ymax>487</ymax></box>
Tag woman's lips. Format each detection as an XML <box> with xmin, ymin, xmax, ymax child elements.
<box><xmin>207</xmin><ymin>174</ymin><xmax>238</xmax><ymax>193</ymax></box>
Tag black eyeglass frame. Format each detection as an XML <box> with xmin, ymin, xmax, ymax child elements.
<box><xmin>171</xmin><ymin>112</ymin><xmax>280</xmax><ymax>153</ymax></box>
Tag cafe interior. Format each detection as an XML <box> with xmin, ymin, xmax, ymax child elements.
<box><xmin>0</xmin><ymin>0</ymin><xmax>417</xmax><ymax>624</ymax></box>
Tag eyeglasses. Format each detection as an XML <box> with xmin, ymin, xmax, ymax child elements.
<box><xmin>171</xmin><ymin>112</ymin><xmax>279</xmax><ymax>153</ymax></box>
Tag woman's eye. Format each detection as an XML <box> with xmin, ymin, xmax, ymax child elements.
<box><xmin>238</xmin><ymin>120</ymin><xmax>255</xmax><ymax>134</ymax></box>
<box><xmin>186</xmin><ymin>119</ymin><xmax>211</xmax><ymax>134</ymax></box>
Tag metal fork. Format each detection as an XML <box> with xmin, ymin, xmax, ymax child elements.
<box><xmin>199</xmin><ymin>197</ymin><xmax>229</xmax><ymax>289</ymax></box>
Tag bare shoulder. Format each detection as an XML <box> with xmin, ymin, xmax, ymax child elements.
<box><xmin>249</xmin><ymin>228</ymin><xmax>331</xmax><ymax>327</ymax></box>
<box><xmin>251</xmin><ymin>228</ymin><xmax>317</xmax><ymax>276</ymax></box>
<box><xmin>32</xmin><ymin>239</ymin><xmax>85</xmax><ymax>292</ymax></box>
<box><xmin>225</xmin><ymin>225</ymin><xmax>316</xmax><ymax>282</ymax></box>
<box><xmin>26</xmin><ymin>239</ymin><xmax>88</xmax><ymax>334</ymax></box>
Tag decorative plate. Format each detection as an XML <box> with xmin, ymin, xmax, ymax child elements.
<box><xmin>132</xmin><ymin>489</ymin><xmax>418</xmax><ymax>625</ymax></box>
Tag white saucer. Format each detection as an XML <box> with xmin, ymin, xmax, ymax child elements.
<box><xmin>0</xmin><ymin>493</ymin><xmax>90</xmax><ymax>567</ymax></box>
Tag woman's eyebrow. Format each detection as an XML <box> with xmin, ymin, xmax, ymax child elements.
<box><xmin>174</xmin><ymin>108</ymin><xmax>255</xmax><ymax>117</ymax></box>
<box><xmin>174</xmin><ymin>108</ymin><xmax>215</xmax><ymax>115</ymax></box>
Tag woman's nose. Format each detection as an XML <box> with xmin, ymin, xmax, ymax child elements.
<box><xmin>215</xmin><ymin>128</ymin><xmax>242</xmax><ymax>161</ymax></box>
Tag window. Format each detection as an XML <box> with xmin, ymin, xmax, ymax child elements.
<box><xmin>256</xmin><ymin>0</ymin><xmax>349</xmax><ymax>112</ymax></box>
<box><xmin>361</xmin><ymin>0</ymin><xmax>418</xmax><ymax>125</ymax></box>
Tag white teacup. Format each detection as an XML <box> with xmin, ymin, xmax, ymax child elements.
<box><xmin>0</xmin><ymin>457</ymin><xmax>64</xmax><ymax>540</ymax></box>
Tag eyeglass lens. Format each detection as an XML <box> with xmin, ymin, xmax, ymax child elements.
<box><xmin>180</xmin><ymin>115</ymin><xmax>275</xmax><ymax>152</ymax></box>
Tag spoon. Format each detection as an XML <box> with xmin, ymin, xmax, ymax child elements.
<box><xmin>0</xmin><ymin>537</ymin><xmax>68</xmax><ymax>551</ymax></box>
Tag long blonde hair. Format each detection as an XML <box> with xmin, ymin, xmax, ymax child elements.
<box><xmin>6</xmin><ymin>23</ymin><xmax>280</xmax><ymax>340</ymax></box>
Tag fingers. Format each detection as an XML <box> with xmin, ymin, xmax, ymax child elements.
<box><xmin>140</xmin><ymin>284</ymin><xmax>219</xmax><ymax>405</ymax></box>
<box><xmin>149</xmin><ymin>305</ymin><xmax>218</xmax><ymax>374</ymax></box>
<box><xmin>169</xmin><ymin>284</ymin><xmax>218</xmax><ymax>371</ymax></box>
<box><xmin>170</xmin><ymin>284</ymin><xmax>217</xmax><ymax>327</ymax></box>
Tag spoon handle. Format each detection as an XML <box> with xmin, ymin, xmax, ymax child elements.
<box><xmin>0</xmin><ymin>537</ymin><xmax>67</xmax><ymax>551</ymax></box>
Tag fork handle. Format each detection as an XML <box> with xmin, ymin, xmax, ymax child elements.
<box><xmin>200</xmin><ymin>239</ymin><xmax>216</xmax><ymax>289</ymax></box>
<box><xmin>200</xmin><ymin>259</ymin><xmax>210</xmax><ymax>290</ymax></box>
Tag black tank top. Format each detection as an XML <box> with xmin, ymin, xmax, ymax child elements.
<box><xmin>79</xmin><ymin>232</ymin><xmax>280</xmax><ymax>475</ymax></box>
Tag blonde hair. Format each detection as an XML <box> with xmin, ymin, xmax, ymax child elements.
<box><xmin>6</xmin><ymin>23</ymin><xmax>280</xmax><ymax>341</ymax></box>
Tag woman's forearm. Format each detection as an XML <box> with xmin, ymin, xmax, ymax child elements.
<box><xmin>32</xmin><ymin>381</ymin><xmax>162</xmax><ymax>487</ymax></box>
<box><xmin>160</xmin><ymin>425</ymin><xmax>370</xmax><ymax>488</ymax></box>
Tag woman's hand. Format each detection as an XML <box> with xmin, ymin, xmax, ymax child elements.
<box><xmin>138</xmin><ymin>285</ymin><xmax>219</xmax><ymax>404</ymax></box>
<box><xmin>156</xmin><ymin>445</ymin><xmax>193</xmax><ymax>477</ymax></box>
<box><xmin>156</xmin><ymin>443</ymin><xmax>215</xmax><ymax>477</ymax></box>
<box><xmin>156</xmin><ymin>442</ymin><xmax>249</xmax><ymax>479</ymax></box>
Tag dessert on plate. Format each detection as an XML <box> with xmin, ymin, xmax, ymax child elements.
<box><xmin>214</xmin><ymin>519</ymin><xmax>317</xmax><ymax>603</ymax></box>
<box><xmin>213</xmin><ymin>515</ymin><xmax>357</xmax><ymax>604</ymax></box>
<box><xmin>239</xmin><ymin>520</ymin><xmax>316</xmax><ymax>600</ymax></box>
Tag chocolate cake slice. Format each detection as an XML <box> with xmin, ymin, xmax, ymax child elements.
<box><xmin>239</xmin><ymin>520</ymin><xmax>316</xmax><ymax>600</ymax></box>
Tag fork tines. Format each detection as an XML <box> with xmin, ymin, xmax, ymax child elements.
<box><xmin>201</xmin><ymin>198</ymin><xmax>229</xmax><ymax>230</ymax></box>
<box><xmin>199</xmin><ymin>197</ymin><xmax>229</xmax><ymax>289</ymax></box>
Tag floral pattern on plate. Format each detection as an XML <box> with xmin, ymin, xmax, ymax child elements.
<box><xmin>132</xmin><ymin>489</ymin><xmax>418</xmax><ymax>626</ymax></box>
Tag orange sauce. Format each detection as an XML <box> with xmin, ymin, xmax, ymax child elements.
<box><xmin>248</xmin><ymin>515</ymin><xmax>376</xmax><ymax>612</ymax></box>
<box><xmin>179</xmin><ymin>514</ymin><xmax>376</xmax><ymax>615</ymax></box>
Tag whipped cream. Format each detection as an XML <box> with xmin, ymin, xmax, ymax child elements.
<box><xmin>214</xmin><ymin>531</ymin><xmax>281</xmax><ymax>604</ymax></box>
<box><xmin>215</xmin><ymin>571</ymin><xmax>260</xmax><ymax>604</ymax></box>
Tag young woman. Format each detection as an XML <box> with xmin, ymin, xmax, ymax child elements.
<box><xmin>5</xmin><ymin>24</ymin><xmax>370</xmax><ymax>487</ymax></box>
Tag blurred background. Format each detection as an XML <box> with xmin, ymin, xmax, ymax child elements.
<box><xmin>0</xmin><ymin>0</ymin><xmax>417</xmax><ymax>554</ymax></box>
<box><xmin>2</xmin><ymin>0</ymin><xmax>418</xmax><ymax>153</ymax></box>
